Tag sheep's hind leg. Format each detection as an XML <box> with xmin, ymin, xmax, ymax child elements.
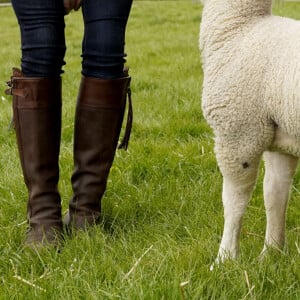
<box><xmin>211</xmin><ymin>152</ymin><xmax>261</xmax><ymax>269</ymax></box>
<box><xmin>214</xmin><ymin>173</ymin><xmax>258</xmax><ymax>266</ymax></box>
<box><xmin>261</xmin><ymin>151</ymin><xmax>298</xmax><ymax>255</ymax></box>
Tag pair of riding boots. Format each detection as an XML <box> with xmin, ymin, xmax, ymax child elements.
<box><xmin>6</xmin><ymin>68</ymin><xmax>132</xmax><ymax>246</ymax></box>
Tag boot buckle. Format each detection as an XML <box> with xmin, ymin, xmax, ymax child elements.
<box><xmin>5</xmin><ymin>79</ymin><xmax>13</xmax><ymax>95</ymax></box>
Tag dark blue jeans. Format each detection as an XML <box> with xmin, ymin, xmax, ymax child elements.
<box><xmin>11</xmin><ymin>0</ymin><xmax>133</xmax><ymax>79</ymax></box>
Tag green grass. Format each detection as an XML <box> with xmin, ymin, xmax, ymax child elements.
<box><xmin>1</xmin><ymin>1</ymin><xmax>300</xmax><ymax>299</ymax></box>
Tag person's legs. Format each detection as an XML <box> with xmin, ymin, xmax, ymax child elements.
<box><xmin>81</xmin><ymin>0</ymin><xmax>133</xmax><ymax>79</ymax></box>
<box><xmin>65</xmin><ymin>0</ymin><xmax>133</xmax><ymax>230</ymax></box>
<box><xmin>11</xmin><ymin>0</ymin><xmax>66</xmax><ymax>77</ymax></box>
<box><xmin>9</xmin><ymin>0</ymin><xmax>66</xmax><ymax>245</ymax></box>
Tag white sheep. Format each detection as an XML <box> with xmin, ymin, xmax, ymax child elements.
<box><xmin>200</xmin><ymin>0</ymin><xmax>300</xmax><ymax>267</ymax></box>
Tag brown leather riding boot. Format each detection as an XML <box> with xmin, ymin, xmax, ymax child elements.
<box><xmin>64</xmin><ymin>72</ymin><xmax>132</xmax><ymax>230</ymax></box>
<box><xmin>6</xmin><ymin>68</ymin><xmax>63</xmax><ymax>246</ymax></box>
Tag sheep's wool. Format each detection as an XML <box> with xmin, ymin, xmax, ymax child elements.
<box><xmin>200</xmin><ymin>0</ymin><xmax>300</xmax><ymax>178</ymax></box>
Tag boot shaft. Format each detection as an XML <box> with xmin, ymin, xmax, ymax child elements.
<box><xmin>6</xmin><ymin>68</ymin><xmax>63</xmax><ymax>232</ymax></box>
<box><xmin>68</xmin><ymin>75</ymin><xmax>132</xmax><ymax>228</ymax></box>
<box><xmin>7</xmin><ymin>69</ymin><xmax>62</xmax><ymax>191</ymax></box>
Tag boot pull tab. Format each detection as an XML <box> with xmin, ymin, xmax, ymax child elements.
<box><xmin>118</xmin><ymin>86</ymin><xmax>132</xmax><ymax>151</ymax></box>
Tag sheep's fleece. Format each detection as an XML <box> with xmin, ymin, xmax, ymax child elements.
<box><xmin>200</xmin><ymin>0</ymin><xmax>300</xmax><ymax>266</ymax></box>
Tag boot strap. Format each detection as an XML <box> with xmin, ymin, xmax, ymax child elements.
<box><xmin>118</xmin><ymin>86</ymin><xmax>133</xmax><ymax>151</ymax></box>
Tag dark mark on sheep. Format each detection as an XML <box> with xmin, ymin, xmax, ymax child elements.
<box><xmin>242</xmin><ymin>162</ymin><xmax>249</xmax><ymax>169</ymax></box>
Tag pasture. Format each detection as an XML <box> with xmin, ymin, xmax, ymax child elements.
<box><xmin>1</xmin><ymin>1</ymin><xmax>300</xmax><ymax>299</ymax></box>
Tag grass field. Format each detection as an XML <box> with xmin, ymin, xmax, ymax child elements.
<box><xmin>1</xmin><ymin>1</ymin><xmax>300</xmax><ymax>299</ymax></box>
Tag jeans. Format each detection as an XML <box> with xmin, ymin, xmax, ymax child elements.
<box><xmin>11</xmin><ymin>0</ymin><xmax>133</xmax><ymax>79</ymax></box>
